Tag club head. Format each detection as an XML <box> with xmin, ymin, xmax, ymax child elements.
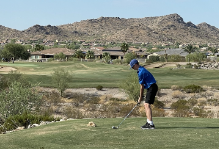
<box><xmin>112</xmin><ymin>126</ymin><xmax>118</xmax><ymax>129</ymax></box>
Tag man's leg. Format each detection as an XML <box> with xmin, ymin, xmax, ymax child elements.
<box><xmin>141</xmin><ymin>103</ymin><xmax>155</xmax><ymax>129</ymax></box>
<box><xmin>144</xmin><ymin>103</ymin><xmax>152</xmax><ymax>121</ymax></box>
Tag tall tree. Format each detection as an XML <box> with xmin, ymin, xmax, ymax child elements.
<box><xmin>120</xmin><ymin>43</ymin><xmax>129</xmax><ymax>55</ymax></box>
<box><xmin>102</xmin><ymin>52</ymin><xmax>111</xmax><ymax>63</ymax></box>
<box><xmin>34</xmin><ymin>44</ymin><xmax>44</xmax><ymax>51</ymax></box>
<box><xmin>208</xmin><ymin>47</ymin><xmax>218</xmax><ymax>55</ymax></box>
<box><xmin>85</xmin><ymin>50</ymin><xmax>94</xmax><ymax>59</ymax></box>
<box><xmin>183</xmin><ymin>44</ymin><xmax>196</xmax><ymax>54</ymax></box>
<box><xmin>52</xmin><ymin>68</ymin><xmax>72</xmax><ymax>97</ymax></box>
<box><xmin>1</xmin><ymin>43</ymin><xmax>30</xmax><ymax>60</ymax></box>
<box><xmin>73</xmin><ymin>50</ymin><xmax>84</xmax><ymax>58</ymax></box>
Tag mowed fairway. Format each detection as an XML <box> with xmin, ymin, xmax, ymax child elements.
<box><xmin>0</xmin><ymin>61</ymin><xmax>131</xmax><ymax>88</ymax></box>
<box><xmin>0</xmin><ymin>117</ymin><xmax>219</xmax><ymax>149</ymax></box>
<box><xmin>1</xmin><ymin>61</ymin><xmax>219</xmax><ymax>88</ymax></box>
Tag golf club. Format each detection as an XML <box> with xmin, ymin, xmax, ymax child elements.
<box><xmin>112</xmin><ymin>103</ymin><xmax>139</xmax><ymax>129</ymax></box>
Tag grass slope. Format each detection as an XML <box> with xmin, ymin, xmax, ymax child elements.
<box><xmin>0</xmin><ymin>117</ymin><xmax>219</xmax><ymax>149</ymax></box>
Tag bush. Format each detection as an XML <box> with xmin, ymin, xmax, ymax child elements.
<box><xmin>43</xmin><ymin>91</ymin><xmax>62</xmax><ymax>106</ymax></box>
<box><xmin>85</xmin><ymin>96</ymin><xmax>101</xmax><ymax>104</ymax></box>
<box><xmin>112</xmin><ymin>59</ymin><xmax>123</xmax><ymax>64</ymax></box>
<box><xmin>152</xmin><ymin>107</ymin><xmax>166</xmax><ymax>117</ymax></box>
<box><xmin>171</xmin><ymin>100</ymin><xmax>190</xmax><ymax>117</ymax></box>
<box><xmin>187</xmin><ymin>98</ymin><xmax>198</xmax><ymax>108</ymax></box>
<box><xmin>96</xmin><ymin>85</ymin><xmax>103</xmax><ymax>90</ymax></box>
<box><xmin>52</xmin><ymin>68</ymin><xmax>72</xmax><ymax>97</ymax></box>
<box><xmin>0</xmin><ymin>112</ymin><xmax>58</xmax><ymax>133</ymax></box>
<box><xmin>172</xmin><ymin>90</ymin><xmax>185</xmax><ymax>99</ymax></box>
<box><xmin>0</xmin><ymin>71</ymin><xmax>30</xmax><ymax>90</ymax></box>
<box><xmin>171</xmin><ymin>85</ymin><xmax>182</xmax><ymax>90</ymax></box>
<box><xmin>193</xmin><ymin>107</ymin><xmax>208</xmax><ymax>118</ymax></box>
<box><xmin>185</xmin><ymin>63</ymin><xmax>192</xmax><ymax>68</ymax></box>
<box><xmin>124</xmin><ymin>52</ymin><xmax>137</xmax><ymax>64</ymax></box>
<box><xmin>153</xmin><ymin>98</ymin><xmax>165</xmax><ymax>109</ymax></box>
<box><xmin>119</xmin><ymin>72</ymin><xmax>140</xmax><ymax>101</ymax></box>
<box><xmin>0</xmin><ymin>81</ymin><xmax>43</xmax><ymax>119</ymax></box>
<box><xmin>183</xmin><ymin>84</ymin><xmax>203</xmax><ymax>93</ymax></box>
<box><xmin>148</xmin><ymin>56</ymin><xmax>160</xmax><ymax>62</ymax></box>
<box><xmin>193</xmin><ymin>64</ymin><xmax>199</xmax><ymax>69</ymax></box>
<box><xmin>64</xmin><ymin>106</ymin><xmax>84</xmax><ymax>119</ymax></box>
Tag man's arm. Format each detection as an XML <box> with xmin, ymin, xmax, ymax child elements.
<box><xmin>138</xmin><ymin>84</ymin><xmax>144</xmax><ymax>104</ymax></box>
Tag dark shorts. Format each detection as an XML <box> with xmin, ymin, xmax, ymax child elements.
<box><xmin>145</xmin><ymin>83</ymin><xmax>158</xmax><ymax>104</ymax></box>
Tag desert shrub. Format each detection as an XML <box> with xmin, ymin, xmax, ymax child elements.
<box><xmin>71</xmin><ymin>93</ymin><xmax>87</xmax><ymax>104</ymax></box>
<box><xmin>0</xmin><ymin>71</ymin><xmax>30</xmax><ymax>90</ymax></box>
<box><xmin>153</xmin><ymin>98</ymin><xmax>165</xmax><ymax>109</ymax></box>
<box><xmin>43</xmin><ymin>91</ymin><xmax>62</xmax><ymax>106</ymax></box>
<box><xmin>123</xmin><ymin>52</ymin><xmax>137</xmax><ymax>64</ymax></box>
<box><xmin>51</xmin><ymin>68</ymin><xmax>72</xmax><ymax>97</ymax></box>
<box><xmin>119</xmin><ymin>72</ymin><xmax>140</xmax><ymax>101</ymax></box>
<box><xmin>193</xmin><ymin>107</ymin><xmax>208</xmax><ymax>118</ymax></box>
<box><xmin>171</xmin><ymin>100</ymin><xmax>190</xmax><ymax>117</ymax></box>
<box><xmin>109</xmin><ymin>98</ymin><xmax>126</xmax><ymax>102</ymax></box>
<box><xmin>0</xmin><ymin>81</ymin><xmax>43</xmax><ymax>119</ymax></box>
<box><xmin>148</xmin><ymin>56</ymin><xmax>160</xmax><ymax>62</ymax></box>
<box><xmin>187</xmin><ymin>98</ymin><xmax>198</xmax><ymax>108</ymax></box>
<box><xmin>0</xmin><ymin>112</ymin><xmax>58</xmax><ymax>133</ymax></box>
<box><xmin>96</xmin><ymin>85</ymin><xmax>103</xmax><ymax>90</ymax></box>
<box><xmin>172</xmin><ymin>90</ymin><xmax>185</xmax><ymax>99</ymax></box>
<box><xmin>167</xmin><ymin>55</ymin><xmax>185</xmax><ymax>62</ymax></box>
<box><xmin>185</xmin><ymin>63</ymin><xmax>192</xmax><ymax>68</ymax></box>
<box><xmin>152</xmin><ymin>107</ymin><xmax>166</xmax><ymax>117</ymax></box>
<box><xmin>113</xmin><ymin>59</ymin><xmax>123</xmax><ymax>64</ymax></box>
<box><xmin>193</xmin><ymin>64</ymin><xmax>199</xmax><ymax>69</ymax></box>
<box><xmin>186</xmin><ymin>52</ymin><xmax>206</xmax><ymax>62</ymax></box>
<box><xmin>171</xmin><ymin>85</ymin><xmax>182</xmax><ymax>90</ymax></box>
<box><xmin>198</xmin><ymin>100</ymin><xmax>207</xmax><ymax>106</ymax></box>
<box><xmin>119</xmin><ymin>104</ymin><xmax>139</xmax><ymax>117</ymax></box>
<box><xmin>176</xmin><ymin>64</ymin><xmax>181</xmax><ymax>68</ymax></box>
<box><xmin>207</xmin><ymin>99</ymin><xmax>218</xmax><ymax>106</ymax></box>
<box><xmin>38</xmin><ymin>107</ymin><xmax>54</xmax><ymax>118</ymax></box>
<box><xmin>85</xmin><ymin>96</ymin><xmax>101</xmax><ymax>104</ymax></box>
<box><xmin>64</xmin><ymin>106</ymin><xmax>84</xmax><ymax>119</ymax></box>
<box><xmin>183</xmin><ymin>84</ymin><xmax>203</xmax><ymax>93</ymax></box>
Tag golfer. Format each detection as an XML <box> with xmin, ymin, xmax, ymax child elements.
<box><xmin>130</xmin><ymin>59</ymin><xmax>158</xmax><ymax>129</ymax></box>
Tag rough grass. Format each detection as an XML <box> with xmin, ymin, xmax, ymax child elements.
<box><xmin>1</xmin><ymin>117</ymin><xmax>219</xmax><ymax>149</ymax></box>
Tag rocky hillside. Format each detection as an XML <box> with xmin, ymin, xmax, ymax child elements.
<box><xmin>1</xmin><ymin>13</ymin><xmax>219</xmax><ymax>44</ymax></box>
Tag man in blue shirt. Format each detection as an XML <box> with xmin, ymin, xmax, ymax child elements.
<box><xmin>130</xmin><ymin>59</ymin><xmax>158</xmax><ymax>129</ymax></box>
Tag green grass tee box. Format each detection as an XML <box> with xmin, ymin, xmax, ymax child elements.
<box><xmin>0</xmin><ymin>117</ymin><xmax>219</xmax><ymax>149</ymax></box>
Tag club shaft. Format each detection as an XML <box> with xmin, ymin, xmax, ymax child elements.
<box><xmin>117</xmin><ymin>104</ymin><xmax>138</xmax><ymax>127</ymax></box>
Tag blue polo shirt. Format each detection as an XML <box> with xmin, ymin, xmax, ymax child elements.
<box><xmin>137</xmin><ymin>66</ymin><xmax>156</xmax><ymax>89</ymax></box>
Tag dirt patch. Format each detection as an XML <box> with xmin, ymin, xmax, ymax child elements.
<box><xmin>0</xmin><ymin>66</ymin><xmax>17</xmax><ymax>72</ymax></box>
<box><xmin>145</xmin><ymin>62</ymin><xmax>197</xmax><ymax>69</ymax></box>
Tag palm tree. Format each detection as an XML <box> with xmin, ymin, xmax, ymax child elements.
<box><xmin>208</xmin><ymin>47</ymin><xmax>218</xmax><ymax>55</ymax></box>
<box><xmin>183</xmin><ymin>44</ymin><xmax>196</xmax><ymax>62</ymax></box>
<box><xmin>183</xmin><ymin>44</ymin><xmax>195</xmax><ymax>54</ymax></box>
<box><xmin>120</xmin><ymin>43</ymin><xmax>129</xmax><ymax>56</ymax></box>
<box><xmin>85</xmin><ymin>50</ymin><xmax>94</xmax><ymax>59</ymax></box>
<box><xmin>102</xmin><ymin>52</ymin><xmax>111</xmax><ymax>63</ymax></box>
<box><xmin>73</xmin><ymin>50</ymin><xmax>84</xmax><ymax>58</ymax></box>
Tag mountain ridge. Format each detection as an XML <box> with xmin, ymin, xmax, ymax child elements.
<box><xmin>0</xmin><ymin>13</ymin><xmax>219</xmax><ymax>44</ymax></box>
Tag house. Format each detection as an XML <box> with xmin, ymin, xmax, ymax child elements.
<box><xmin>30</xmin><ymin>48</ymin><xmax>75</xmax><ymax>62</ymax></box>
<box><xmin>102</xmin><ymin>47</ymin><xmax>125</xmax><ymax>59</ymax></box>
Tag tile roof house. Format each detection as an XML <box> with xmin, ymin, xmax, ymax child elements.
<box><xmin>30</xmin><ymin>48</ymin><xmax>75</xmax><ymax>62</ymax></box>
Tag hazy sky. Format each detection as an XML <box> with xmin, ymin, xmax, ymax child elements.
<box><xmin>1</xmin><ymin>0</ymin><xmax>218</xmax><ymax>31</ymax></box>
